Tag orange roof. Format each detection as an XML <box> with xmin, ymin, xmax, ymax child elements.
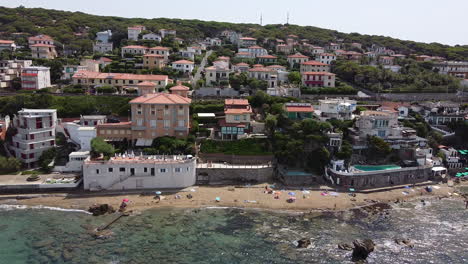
<box><xmin>301</xmin><ymin>60</ymin><xmax>328</xmax><ymax>66</ymax></box>
<box><xmin>73</xmin><ymin>71</ymin><xmax>168</xmax><ymax>81</ymax></box>
<box><xmin>225</xmin><ymin>108</ymin><xmax>252</xmax><ymax>114</ymax></box>
<box><xmin>235</xmin><ymin>62</ymin><xmax>249</xmax><ymax>66</ymax></box>
<box><xmin>240</xmin><ymin>37</ymin><xmax>256</xmax><ymax>40</ymax></box>
<box><xmin>97</xmin><ymin>122</ymin><xmax>132</xmax><ymax>128</ymax></box>
<box><xmin>30</xmin><ymin>44</ymin><xmax>55</xmax><ymax>47</ymax></box>
<box><xmin>225</xmin><ymin>99</ymin><xmax>249</xmax><ymax>106</ymax></box>
<box><xmin>236</xmin><ymin>52</ymin><xmax>251</xmax><ymax>55</ymax></box>
<box><xmin>122</xmin><ymin>45</ymin><xmax>147</xmax><ymax>49</ymax></box>
<box><xmin>217</xmin><ymin>56</ymin><xmax>230</xmax><ymax>60</ymax></box>
<box><xmin>258</xmin><ymin>55</ymin><xmax>277</xmax><ymax>59</ymax></box>
<box><xmin>149</xmin><ymin>46</ymin><xmax>170</xmax><ymax>51</ymax></box>
<box><xmin>302</xmin><ymin>71</ymin><xmax>335</xmax><ymax>76</ymax></box>
<box><xmin>248</xmin><ymin>45</ymin><xmax>264</xmax><ymax>49</ymax></box>
<box><xmin>130</xmin><ymin>93</ymin><xmax>191</xmax><ymax>105</ymax></box>
<box><xmin>143</xmin><ymin>54</ymin><xmax>165</xmax><ymax>58</ymax></box>
<box><xmin>288</xmin><ymin>53</ymin><xmax>308</xmax><ymax>59</ymax></box>
<box><xmin>170</xmin><ymin>85</ymin><xmax>190</xmax><ymax>91</ymax></box>
<box><xmin>0</xmin><ymin>40</ymin><xmax>14</xmax><ymax>44</ymax></box>
<box><xmin>285</xmin><ymin>103</ymin><xmax>314</xmax><ymax>113</ymax></box>
<box><xmin>249</xmin><ymin>67</ymin><xmax>272</xmax><ymax>72</ymax></box>
<box><xmin>173</xmin><ymin>60</ymin><xmax>194</xmax><ymax>64</ymax></box>
<box><xmin>28</xmin><ymin>35</ymin><xmax>53</xmax><ymax>41</ymax></box>
<box><xmin>137</xmin><ymin>81</ymin><xmax>156</xmax><ymax>87</ymax></box>
<box><xmin>99</xmin><ymin>57</ymin><xmax>113</xmax><ymax>62</ymax></box>
<box><xmin>252</xmin><ymin>64</ymin><xmax>263</xmax><ymax>68</ymax></box>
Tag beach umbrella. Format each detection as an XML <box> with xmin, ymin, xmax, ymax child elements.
<box><xmin>215</xmin><ymin>197</ymin><xmax>221</xmax><ymax>202</ymax></box>
<box><xmin>288</xmin><ymin>192</ymin><xmax>296</xmax><ymax>196</ymax></box>
<box><xmin>289</xmin><ymin>196</ymin><xmax>296</xmax><ymax>200</ymax></box>
<box><xmin>349</xmin><ymin>188</ymin><xmax>355</xmax><ymax>192</ymax></box>
<box><xmin>155</xmin><ymin>191</ymin><xmax>162</xmax><ymax>195</ymax></box>
<box><xmin>404</xmin><ymin>186</ymin><xmax>410</xmax><ymax>189</ymax></box>
<box><xmin>122</xmin><ymin>198</ymin><xmax>129</xmax><ymax>203</ymax></box>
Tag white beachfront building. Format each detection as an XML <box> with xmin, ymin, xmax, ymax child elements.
<box><xmin>83</xmin><ymin>155</ymin><xmax>196</xmax><ymax>191</ymax></box>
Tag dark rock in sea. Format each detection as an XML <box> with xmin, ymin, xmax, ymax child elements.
<box><xmin>297</xmin><ymin>238</ymin><xmax>311</xmax><ymax>248</ymax></box>
<box><xmin>32</xmin><ymin>239</ymin><xmax>55</xmax><ymax>249</ymax></box>
<box><xmin>92</xmin><ymin>229</ymin><xmax>114</xmax><ymax>239</ymax></box>
<box><xmin>352</xmin><ymin>239</ymin><xmax>375</xmax><ymax>262</ymax></box>
<box><xmin>88</xmin><ymin>204</ymin><xmax>115</xmax><ymax>216</ymax></box>
<box><xmin>338</xmin><ymin>243</ymin><xmax>353</xmax><ymax>251</ymax></box>
<box><xmin>62</xmin><ymin>249</ymin><xmax>73</xmax><ymax>261</ymax></box>
<box><xmin>395</xmin><ymin>238</ymin><xmax>414</xmax><ymax>248</ymax></box>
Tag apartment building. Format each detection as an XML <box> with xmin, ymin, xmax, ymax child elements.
<box><xmin>287</xmin><ymin>53</ymin><xmax>309</xmax><ymax>68</ymax></box>
<box><xmin>239</xmin><ymin>37</ymin><xmax>257</xmax><ymax>47</ymax></box>
<box><xmin>159</xmin><ymin>29</ymin><xmax>176</xmax><ymax>38</ymax></box>
<box><xmin>96</xmin><ymin>30</ymin><xmax>112</xmax><ymax>43</ymax></box>
<box><xmin>142</xmin><ymin>33</ymin><xmax>162</xmax><ymax>42</ymax></box>
<box><xmin>171</xmin><ymin>60</ymin><xmax>194</xmax><ymax>73</ymax></box>
<box><xmin>238</xmin><ymin>45</ymin><xmax>268</xmax><ymax>58</ymax></box>
<box><xmin>433</xmin><ymin>61</ymin><xmax>468</xmax><ymax>79</ymax></box>
<box><xmin>205</xmin><ymin>66</ymin><xmax>230</xmax><ymax>86</ymax></box>
<box><xmin>30</xmin><ymin>44</ymin><xmax>57</xmax><ymax>59</ymax></box>
<box><xmin>143</xmin><ymin>54</ymin><xmax>166</xmax><ymax>70</ymax></box>
<box><xmin>301</xmin><ymin>72</ymin><xmax>336</xmax><ymax>88</ymax></box>
<box><xmin>276</xmin><ymin>44</ymin><xmax>293</xmax><ymax>54</ymax></box>
<box><xmin>148</xmin><ymin>46</ymin><xmax>170</xmax><ymax>61</ymax></box>
<box><xmin>72</xmin><ymin>71</ymin><xmax>169</xmax><ymax>89</ymax></box>
<box><xmin>317</xmin><ymin>98</ymin><xmax>357</xmax><ymax>121</ymax></box>
<box><xmin>93</xmin><ymin>42</ymin><xmax>113</xmax><ymax>54</ymax></box>
<box><xmin>317</xmin><ymin>53</ymin><xmax>337</xmax><ymax>65</ymax></box>
<box><xmin>121</xmin><ymin>45</ymin><xmax>148</xmax><ymax>57</ymax></box>
<box><xmin>21</xmin><ymin>67</ymin><xmax>51</xmax><ymax>90</ymax></box>
<box><xmin>0</xmin><ymin>40</ymin><xmax>16</xmax><ymax>52</ymax></box>
<box><xmin>300</xmin><ymin>60</ymin><xmax>330</xmax><ymax>73</ymax></box>
<box><xmin>0</xmin><ymin>60</ymin><xmax>32</xmax><ymax>88</ymax></box>
<box><xmin>28</xmin><ymin>34</ymin><xmax>54</xmax><ymax>46</ymax></box>
<box><xmin>128</xmin><ymin>25</ymin><xmax>146</xmax><ymax>41</ymax></box>
<box><xmin>219</xmin><ymin>99</ymin><xmax>252</xmax><ymax>140</ymax></box>
<box><xmin>11</xmin><ymin>109</ymin><xmax>57</xmax><ymax>167</ymax></box>
<box><xmin>248</xmin><ymin>67</ymin><xmax>277</xmax><ymax>88</ymax></box>
<box><xmin>83</xmin><ymin>155</ymin><xmax>196</xmax><ymax>191</ymax></box>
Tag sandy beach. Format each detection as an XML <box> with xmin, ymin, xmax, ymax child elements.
<box><xmin>2</xmin><ymin>183</ymin><xmax>464</xmax><ymax>213</ymax></box>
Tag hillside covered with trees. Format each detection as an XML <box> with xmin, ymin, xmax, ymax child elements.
<box><xmin>0</xmin><ymin>6</ymin><xmax>467</xmax><ymax>60</ymax></box>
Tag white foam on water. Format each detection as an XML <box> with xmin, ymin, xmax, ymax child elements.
<box><xmin>0</xmin><ymin>204</ymin><xmax>91</xmax><ymax>214</ymax></box>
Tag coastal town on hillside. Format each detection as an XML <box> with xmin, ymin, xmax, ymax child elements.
<box><xmin>0</xmin><ymin>15</ymin><xmax>467</xmax><ymax>213</ymax></box>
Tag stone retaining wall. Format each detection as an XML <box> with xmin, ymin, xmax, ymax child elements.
<box><xmin>197</xmin><ymin>167</ymin><xmax>273</xmax><ymax>184</ymax></box>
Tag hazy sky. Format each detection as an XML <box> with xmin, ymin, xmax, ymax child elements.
<box><xmin>3</xmin><ymin>0</ymin><xmax>468</xmax><ymax>46</ymax></box>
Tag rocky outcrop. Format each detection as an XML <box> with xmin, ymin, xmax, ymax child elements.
<box><xmin>88</xmin><ymin>204</ymin><xmax>115</xmax><ymax>216</ymax></box>
<box><xmin>395</xmin><ymin>238</ymin><xmax>414</xmax><ymax>248</ymax></box>
<box><xmin>352</xmin><ymin>239</ymin><xmax>375</xmax><ymax>262</ymax></box>
<box><xmin>296</xmin><ymin>238</ymin><xmax>311</xmax><ymax>248</ymax></box>
<box><xmin>338</xmin><ymin>243</ymin><xmax>353</xmax><ymax>251</ymax></box>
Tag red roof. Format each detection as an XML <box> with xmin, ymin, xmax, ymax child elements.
<box><xmin>173</xmin><ymin>60</ymin><xmax>194</xmax><ymax>64</ymax></box>
<box><xmin>97</xmin><ymin>122</ymin><xmax>132</xmax><ymax>128</ymax></box>
<box><xmin>0</xmin><ymin>40</ymin><xmax>14</xmax><ymax>44</ymax></box>
<box><xmin>130</xmin><ymin>93</ymin><xmax>191</xmax><ymax>105</ymax></box>
<box><xmin>73</xmin><ymin>71</ymin><xmax>168</xmax><ymax>81</ymax></box>
<box><xmin>99</xmin><ymin>57</ymin><xmax>113</xmax><ymax>62</ymax></box>
<box><xmin>122</xmin><ymin>45</ymin><xmax>147</xmax><ymax>49</ymax></box>
<box><xmin>225</xmin><ymin>99</ymin><xmax>249</xmax><ymax>106</ymax></box>
<box><xmin>285</xmin><ymin>104</ymin><xmax>314</xmax><ymax>113</ymax></box>
<box><xmin>149</xmin><ymin>46</ymin><xmax>170</xmax><ymax>51</ymax></box>
<box><xmin>170</xmin><ymin>85</ymin><xmax>190</xmax><ymax>91</ymax></box>
<box><xmin>302</xmin><ymin>71</ymin><xmax>335</xmax><ymax>76</ymax></box>
<box><xmin>137</xmin><ymin>81</ymin><xmax>156</xmax><ymax>86</ymax></box>
<box><xmin>258</xmin><ymin>55</ymin><xmax>277</xmax><ymax>59</ymax></box>
<box><xmin>240</xmin><ymin>37</ymin><xmax>256</xmax><ymax>41</ymax></box>
<box><xmin>248</xmin><ymin>45</ymin><xmax>264</xmax><ymax>49</ymax></box>
<box><xmin>288</xmin><ymin>53</ymin><xmax>308</xmax><ymax>59</ymax></box>
<box><xmin>30</xmin><ymin>44</ymin><xmax>55</xmax><ymax>47</ymax></box>
<box><xmin>28</xmin><ymin>35</ymin><xmax>53</xmax><ymax>41</ymax></box>
<box><xmin>235</xmin><ymin>62</ymin><xmax>249</xmax><ymax>66</ymax></box>
<box><xmin>301</xmin><ymin>60</ymin><xmax>328</xmax><ymax>66</ymax></box>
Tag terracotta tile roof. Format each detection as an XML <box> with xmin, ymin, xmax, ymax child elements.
<box><xmin>225</xmin><ymin>108</ymin><xmax>252</xmax><ymax>114</ymax></box>
<box><xmin>149</xmin><ymin>46</ymin><xmax>170</xmax><ymax>51</ymax></box>
<box><xmin>122</xmin><ymin>45</ymin><xmax>148</xmax><ymax>49</ymax></box>
<box><xmin>252</xmin><ymin>64</ymin><xmax>263</xmax><ymax>68</ymax></box>
<box><xmin>0</xmin><ymin>40</ymin><xmax>14</xmax><ymax>44</ymax></box>
<box><xmin>240</xmin><ymin>37</ymin><xmax>256</xmax><ymax>40</ymax></box>
<box><xmin>30</xmin><ymin>44</ymin><xmax>55</xmax><ymax>47</ymax></box>
<box><xmin>248</xmin><ymin>45</ymin><xmax>264</xmax><ymax>49</ymax></box>
<box><xmin>99</xmin><ymin>57</ymin><xmax>113</xmax><ymax>62</ymax></box>
<box><xmin>235</xmin><ymin>62</ymin><xmax>249</xmax><ymax>66</ymax></box>
<box><xmin>130</xmin><ymin>93</ymin><xmax>191</xmax><ymax>105</ymax></box>
<box><xmin>143</xmin><ymin>54</ymin><xmax>165</xmax><ymax>58</ymax></box>
<box><xmin>28</xmin><ymin>35</ymin><xmax>53</xmax><ymax>41</ymax></box>
<box><xmin>225</xmin><ymin>99</ymin><xmax>249</xmax><ymax>106</ymax></box>
<box><xmin>72</xmin><ymin>70</ymin><xmax>168</xmax><ymax>81</ymax></box>
<box><xmin>137</xmin><ymin>81</ymin><xmax>156</xmax><ymax>86</ymax></box>
<box><xmin>217</xmin><ymin>56</ymin><xmax>230</xmax><ymax>60</ymax></box>
<box><xmin>302</xmin><ymin>71</ymin><xmax>335</xmax><ymax>76</ymax></box>
<box><xmin>170</xmin><ymin>85</ymin><xmax>190</xmax><ymax>91</ymax></box>
<box><xmin>97</xmin><ymin>122</ymin><xmax>132</xmax><ymax>128</ymax></box>
<box><xmin>249</xmin><ymin>67</ymin><xmax>272</xmax><ymax>72</ymax></box>
<box><xmin>258</xmin><ymin>55</ymin><xmax>277</xmax><ymax>59</ymax></box>
<box><xmin>172</xmin><ymin>60</ymin><xmax>194</xmax><ymax>64</ymax></box>
<box><xmin>288</xmin><ymin>53</ymin><xmax>308</xmax><ymax>59</ymax></box>
<box><xmin>236</xmin><ymin>52</ymin><xmax>251</xmax><ymax>55</ymax></box>
<box><xmin>285</xmin><ymin>103</ymin><xmax>314</xmax><ymax>113</ymax></box>
<box><xmin>301</xmin><ymin>60</ymin><xmax>328</xmax><ymax>66</ymax></box>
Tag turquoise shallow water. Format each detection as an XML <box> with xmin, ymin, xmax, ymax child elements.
<box><xmin>353</xmin><ymin>165</ymin><xmax>401</xmax><ymax>171</ymax></box>
<box><xmin>0</xmin><ymin>199</ymin><xmax>467</xmax><ymax>264</ymax></box>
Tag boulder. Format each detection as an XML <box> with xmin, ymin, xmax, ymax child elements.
<box><xmin>296</xmin><ymin>238</ymin><xmax>311</xmax><ymax>248</ymax></box>
<box><xmin>88</xmin><ymin>204</ymin><xmax>115</xmax><ymax>216</ymax></box>
<box><xmin>352</xmin><ymin>239</ymin><xmax>375</xmax><ymax>262</ymax></box>
<box><xmin>395</xmin><ymin>238</ymin><xmax>414</xmax><ymax>248</ymax></box>
<box><xmin>338</xmin><ymin>243</ymin><xmax>353</xmax><ymax>251</ymax></box>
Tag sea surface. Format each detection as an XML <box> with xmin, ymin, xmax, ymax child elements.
<box><xmin>0</xmin><ymin>199</ymin><xmax>467</xmax><ymax>264</ymax></box>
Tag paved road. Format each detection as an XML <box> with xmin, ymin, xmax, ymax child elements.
<box><xmin>193</xmin><ymin>50</ymin><xmax>213</xmax><ymax>86</ymax></box>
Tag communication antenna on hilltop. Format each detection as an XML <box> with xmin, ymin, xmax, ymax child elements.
<box><xmin>286</xmin><ymin>12</ymin><xmax>290</xmax><ymax>25</ymax></box>
<box><xmin>260</xmin><ymin>13</ymin><xmax>263</xmax><ymax>26</ymax></box>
